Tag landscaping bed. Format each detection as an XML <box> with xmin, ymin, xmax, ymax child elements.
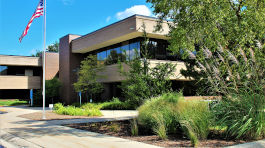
<box><xmin>65</xmin><ymin>120</ymin><xmax>247</xmax><ymax>148</ymax></box>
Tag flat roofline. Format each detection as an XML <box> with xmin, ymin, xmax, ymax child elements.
<box><xmin>0</xmin><ymin>52</ymin><xmax>58</xmax><ymax>58</ymax></box>
<box><xmin>72</xmin><ymin>14</ymin><xmax>161</xmax><ymax>42</ymax></box>
<box><xmin>0</xmin><ymin>54</ymin><xmax>40</xmax><ymax>58</ymax></box>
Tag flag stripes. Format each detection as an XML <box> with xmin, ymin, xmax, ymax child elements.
<box><xmin>19</xmin><ymin>0</ymin><xmax>44</xmax><ymax>42</ymax></box>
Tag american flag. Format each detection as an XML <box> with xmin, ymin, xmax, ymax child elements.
<box><xmin>19</xmin><ymin>0</ymin><xmax>44</xmax><ymax>42</ymax></box>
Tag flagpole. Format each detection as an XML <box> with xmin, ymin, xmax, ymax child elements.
<box><xmin>42</xmin><ymin>0</ymin><xmax>46</xmax><ymax>120</ymax></box>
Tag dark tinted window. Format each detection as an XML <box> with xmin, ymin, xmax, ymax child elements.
<box><xmin>93</xmin><ymin>38</ymin><xmax>179</xmax><ymax>66</ymax></box>
<box><xmin>156</xmin><ymin>40</ymin><xmax>167</xmax><ymax>60</ymax></box>
<box><xmin>129</xmin><ymin>41</ymin><xmax>140</xmax><ymax>60</ymax></box>
<box><xmin>0</xmin><ymin>66</ymin><xmax>7</xmax><ymax>75</ymax></box>
<box><xmin>105</xmin><ymin>48</ymin><xmax>121</xmax><ymax>65</ymax></box>
<box><xmin>121</xmin><ymin>42</ymin><xmax>130</xmax><ymax>61</ymax></box>
<box><xmin>97</xmin><ymin>51</ymin><xmax>107</xmax><ymax>65</ymax></box>
<box><xmin>0</xmin><ymin>66</ymin><xmax>41</xmax><ymax>76</ymax></box>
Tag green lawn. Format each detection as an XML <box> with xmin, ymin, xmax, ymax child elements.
<box><xmin>0</xmin><ymin>99</ymin><xmax>28</xmax><ymax>106</ymax></box>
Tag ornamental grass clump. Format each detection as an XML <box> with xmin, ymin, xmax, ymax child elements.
<box><xmin>184</xmin><ymin>41</ymin><xmax>265</xmax><ymax>140</ymax></box>
<box><xmin>137</xmin><ymin>92</ymin><xmax>213</xmax><ymax>144</ymax></box>
<box><xmin>130</xmin><ymin>118</ymin><xmax>139</xmax><ymax>136</ymax></box>
<box><xmin>137</xmin><ymin>92</ymin><xmax>182</xmax><ymax>135</ymax></box>
<box><xmin>213</xmin><ymin>88</ymin><xmax>265</xmax><ymax>140</ymax></box>
<box><xmin>176</xmin><ymin>99</ymin><xmax>213</xmax><ymax>146</ymax></box>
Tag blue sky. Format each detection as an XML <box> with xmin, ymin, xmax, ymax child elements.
<box><xmin>0</xmin><ymin>0</ymin><xmax>154</xmax><ymax>56</ymax></box>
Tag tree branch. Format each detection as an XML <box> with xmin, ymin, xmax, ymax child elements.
<box><xmin>236</xmin><ymin>0</ymin><xmax>243</xmax><ymax>24</ymax></box>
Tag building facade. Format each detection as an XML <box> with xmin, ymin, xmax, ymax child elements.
<box><xmin>0</xmin><ymin>53</ymin><xmax>59</xmax><ymax>99</ymax></box>
<box><xmin>59</xmin><ymin>15</ymin><xmax>191</xmax><ymax>104</ymax></box>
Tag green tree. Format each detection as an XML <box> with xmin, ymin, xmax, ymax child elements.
<box><xmin>47</xmin><ymin>41</ymin><xmax>59</xmax><ymax>52</ymax></box>
<box><xmin>147</xmin><ymin>0</ymin><xmax>265</xmax><ymax>94</ymax></box>
<box><xmin>148</xmin><ymin>0</ymin><xmax>264</xmax><ymax>53</ymax></box>
<box><xmin>74</xmin><ymin>55</ymin><xmax>105</xmax><ymax>101</ymax></box>
<box><xmin>31</xmin><ymin>50</ymin><xmax>42</xmax><ymax>57</ymax></box>
<box><xmin>147</xmin><ymin>0</ymin><xmax>265</xmax><ymax>139</ymax></box>
<box><xmin>121</xmin><ymin>24</ymin><xmax>176</xmax><ymax>108</ymax></box>
<box><xmin>31</xmin><ymin>41</ymin><xmax>59</xmax><ymax>57</ymax></box>
<box><xmin>46</xmin><ymin>78</ymin><xmax>62</xmax><ymax>103</ymax></box>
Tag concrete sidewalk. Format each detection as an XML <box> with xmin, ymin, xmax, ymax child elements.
<box><xmin>0</xmin><ymin>106</ymin><xmax>160</xmax><ymax>148</ymax></box>
<box><xmin>225</xmin><ymin>139</ymin><xmax>265</xmax><ymax>148</ymax></box>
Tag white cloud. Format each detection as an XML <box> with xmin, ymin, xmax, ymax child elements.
<box><xmin>61</xmin><ymin>0</ymin><xmax>74</xmax><ymax>5</ymax></box>
<box><xmin>106</xmin><ymin>16</ymin><xmax>111</xmax><ymax>22</ymax></box>
<box><xmin>116</xmin><ymin>5</ymin><xmax>152</xmax><ymax>20</ymax></box>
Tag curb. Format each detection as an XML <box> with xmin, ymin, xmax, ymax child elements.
<box><xmin>0</xmin><ymin>130</ymin><xmax>42</xmax><ymax>148</ymax></box>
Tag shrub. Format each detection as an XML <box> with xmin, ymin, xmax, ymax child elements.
<box><xmin>53</xmin><ymin>103</ymin><xmax>102</xmax><ymax>116</ymax></box>
<box><xmin>100</xmin><ymin>98</ymin><xmax>132</xmax><ymax>110</ymax></box>
<box><xmin>137</xmin><ymin>92</ymin><xmax>213</xmax><ymax>143</ymax></box>
<box><xmin>54</xmin><ymin>103</ymin><xmax>64</xmax><ymax>110</ymax></box>
<box><xmin>79</xmin><ymin>98</ymin><xmax>132</xmax><ymax>110</ymax></box>
<box><xmin>33</xmin><ymin>78</ymin><xmax>62</xmax><ymax>107</ymax></box>
<box><xmin>81</xmin><ymin>103</ymin><xmax>101</xmax><ymax>110</ymax></box>
<box><xmin>46</xmin><ymin>78</ymin><xmax>61</xmax><ymax>102</ymax></box>
<box><xmin>59</xmin><ymin>98</ymin><xmax>131</xmax><ymax>117</ymax></box>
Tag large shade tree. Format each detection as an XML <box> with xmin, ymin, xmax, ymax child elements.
<box><xmin>148</xmin><ymin>0</ymin><xmax>264</xmax><ymax>52</ymax></box>
<box><xmin>147</xmin><ymin>0</ymin><xmax>265</xmax><ymax>139</ymax></box>
<box><xmin>147</xmin><ymin>0</ymin><xmax>264</xmax><ymax>94</ymax></box>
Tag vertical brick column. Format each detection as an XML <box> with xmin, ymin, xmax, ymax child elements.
<box><xmin>59</xmin><ymin>34</ymin><xmax>82</xmax><ymax>105</ymax></box>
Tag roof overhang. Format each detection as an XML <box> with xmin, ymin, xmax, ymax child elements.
<box><xmin>71</xmin><ymin>15</ymin><xmax>171</xmax><ymax>53</ymax></box>
<box><xmin>0</xmin><ymin>55</ymin><xmax>41</xmax><ymax>67</ymax></box>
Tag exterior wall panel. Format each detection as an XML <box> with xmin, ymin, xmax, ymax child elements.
<box><xmin>45</xmin><ymin>52</ymin><xmax>59</xmax><ymax>80</ymax></box>
<box><xmin>97</xmin><ymin>60</ymin><xmax>191</xmax><ymax>83</ymax></box>
<box><xmin>71</xmin><ymin>15</ymin><xmax>171</xmax><ymax>54</ymax></box>
<box><xmin>0</xmin><ymin>55</ymin><xmax>41</xmax><ymax>66</ymax></box>
<box><xmin>72</xmin><ymin>16</ymin><xmax>137</xmax><ymax>53</ymax></box>
<box><xmin>0</xmin><ymin>76</ymin><xmax>41</xmax><ymax>89</ymax></box>
<box><xmin>136</xmin><ymin>15</ymin><xmax>170</xmax><ymax>37</ymax></box>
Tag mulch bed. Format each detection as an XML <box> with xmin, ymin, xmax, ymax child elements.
<box><xmin>65</xmin><ymin>120</ymin><xmax>247</xmax><ymax>148</ymax></box>
<box><xmin>18</xmin><ymin>110</ymin><xmax>97</xmax><ymax>120</ymax></box>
